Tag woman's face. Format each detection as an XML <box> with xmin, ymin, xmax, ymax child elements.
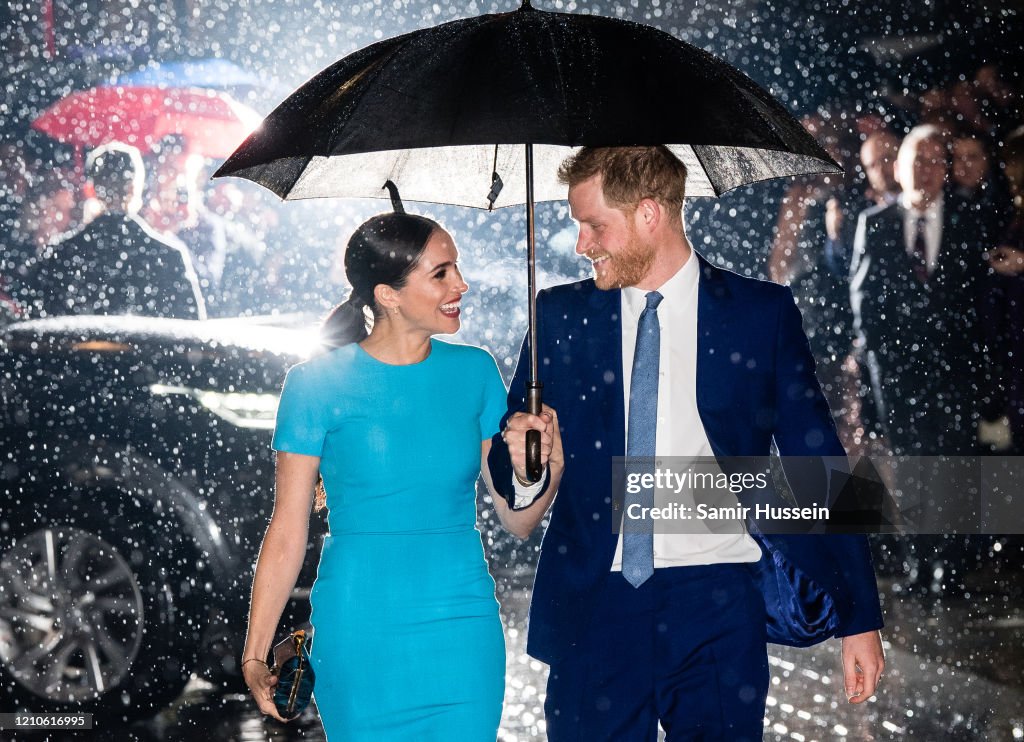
<box><xmin>392</xmin><ymin>228</ymin><xmax>469</xmax><ymax>336</ymax></box>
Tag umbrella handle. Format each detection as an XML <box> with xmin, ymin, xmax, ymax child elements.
<box><xmin>525</xmin><ymin>381</ymin><xmax>544</xmax><ymax>482</ymax></box>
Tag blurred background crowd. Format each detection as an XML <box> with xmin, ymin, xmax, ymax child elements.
<box><xmin>0</xmin><ymin>0</ymin><xmax>1022</xmax><ymax>460</ymax></box>
<box><xmin>764</xmin><ymin>88</ymin><xmax>1024</xmax><ymax>459</ymax></box>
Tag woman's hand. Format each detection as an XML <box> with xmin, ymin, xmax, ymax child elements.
<box><xmin>242</xmin><ymin>659</ymin><xmax>287</xmax><ymax>722</ymax></box>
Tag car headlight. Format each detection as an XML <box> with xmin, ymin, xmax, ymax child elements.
<box><xmin>149</xmin><ymin>384</ymin><xmax>279</xmax><ymax>429</ymax></box>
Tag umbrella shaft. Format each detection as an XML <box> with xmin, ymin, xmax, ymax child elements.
<box><xmin>526</xmin><ymin>143</ymin><xmax>539</xmax><ymax>384</ymax></box>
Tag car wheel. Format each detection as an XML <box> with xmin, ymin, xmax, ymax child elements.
<box><xmin>0</xmin><ymin>525</ymin><xmax>146</xmax><ymax>703</ymax></box>
<box><xmin>0</xmin><ymin>444</ymin><xmax>202</xmax><ymax>720</ymax></box>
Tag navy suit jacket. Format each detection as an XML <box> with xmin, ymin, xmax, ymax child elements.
<box><xmin>489</xmin><ymin>254</ymin><xmax>883</xmax><ymax>664</ymax></box>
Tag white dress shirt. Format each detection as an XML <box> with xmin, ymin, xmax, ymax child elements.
<box><xmin>900</xmin><ymin>193</ymin><xmax>944</xmax><ymax>274</ymax></box>
<box><xmin>610</xmin><ymin>252</ymin><xmax>761</xmax><ymax>569</ymax></box>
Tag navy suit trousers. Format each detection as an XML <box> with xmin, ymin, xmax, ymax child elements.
<box><xmin>544</xmin><ymin>563</ymin><xmax>769</xmax><ymax>742</ymax></box>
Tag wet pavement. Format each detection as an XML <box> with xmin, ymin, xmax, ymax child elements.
<box><xmin>16</xmin><ymin>571</ymin><xmax>1024</xmax><ymax>741</ymax></box>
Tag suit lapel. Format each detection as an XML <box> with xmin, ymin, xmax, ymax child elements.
<box><xmin>584</xmin><ymin>286</ymin><xmax>625</xmax><ymax>458</ymax></box>
<box><xmin>935</xmin><ymin>196</ymin><xmax>973</xmax><ymax>279</ymax></box>
<box><xmin>573</xmin><ymin>286</ymin><xmax>625</xmax><ymax>560</ymax></box>
<box><xmin>888</xmin><ymin>205</ymin><xmax>916</xmax><ymax>275</ymax></box>
<box><xmin>695</xmin><ymin>254</ymin><xmax>738</xmax><ymax>457</ymax></box>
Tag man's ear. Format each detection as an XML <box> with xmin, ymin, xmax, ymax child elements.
<box><xmin>635</xmin><ymin>198</ymin><xmax>661</xmax><ymax>234</ymax></box>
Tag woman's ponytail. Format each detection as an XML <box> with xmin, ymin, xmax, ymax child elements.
<box><xmin>320</xmin><ymin>293</ymin><xmax>370</xmax><ymax>349</ymax></box>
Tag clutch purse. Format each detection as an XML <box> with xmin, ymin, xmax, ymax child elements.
<box><xmin>270</xmin><ymin>629</ymin><xmax>315</xmax><ymax>720</ymax></box>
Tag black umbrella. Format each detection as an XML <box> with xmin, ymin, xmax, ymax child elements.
<box><xmin>214</xmin><ymin>0</ymin><xmax>840</xmax><ymax>479</ymax></box>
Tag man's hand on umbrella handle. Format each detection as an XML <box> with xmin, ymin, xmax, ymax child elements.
<box><xmin>503</xmin><ymin>406</ymin><xmax>558</xmax><ymax>483</ymax></box>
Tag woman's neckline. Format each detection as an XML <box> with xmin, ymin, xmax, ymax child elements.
<box><xmin>355</xmin><ymin>337</ymin><xmax>435</xmax><ymax>367</ymax></box>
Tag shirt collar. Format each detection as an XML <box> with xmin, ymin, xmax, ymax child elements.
<box><xmin>900</xmin><ymin>192</ymin><xmax>944</xmax><ymax>221</ymax></box>
<box><xmin>622</xmin><ymin>250</ymin><xmax>697</xmax><ymax>315</ymax></box>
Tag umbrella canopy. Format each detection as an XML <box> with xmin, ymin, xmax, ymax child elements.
<box><xmin>215</xmin><ymin>2</ymin><xmax>839</xmax><ymax>208</ymax></box>
<box><xmin>32</xmin><ymin>85</ymin><xmax>262</xmax><ymax>159</ymax></box>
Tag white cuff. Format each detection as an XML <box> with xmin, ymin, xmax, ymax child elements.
<box><xmin>512</xmin><ymin>467</ymin><xmax>548</xmax><ymax>509</ymax></box>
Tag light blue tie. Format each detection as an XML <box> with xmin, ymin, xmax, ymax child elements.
<box><xmin>622</xmin><ymin>290</ymin><xmax>663</xmax><ymax>588</ymax></box>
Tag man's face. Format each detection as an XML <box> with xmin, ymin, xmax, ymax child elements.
<box><xmin>952</xmin><ymin>138</ymin><xmax>989</xmax><ymax>191</ymax></box>
<box><xmin>568</xmin><ymin>175</ymin><xmax>654</xmax><ymax>290</ymax></box>
<box><xmin>896</xmin><ymin>136</ymin><xmax>947</xmax><ymax>204</ymax></box>
<box><xmin>149</xmin><ymin>173</ymin><xmax>195</xmax><ymax>233</ymax></box>
<box><xmin>860</xmin><ymin>134</ymin><xmax>899</xmax><ymax>195</ymax></box>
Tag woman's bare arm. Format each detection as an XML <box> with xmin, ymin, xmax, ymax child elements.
<box><xmin>241</xmin><ymin>451</ymin><xmax>320</xmax><ymax>720</ymax></box>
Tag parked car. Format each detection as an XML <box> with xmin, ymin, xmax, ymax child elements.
<box><xmin>0</xmin><ymin>314</ymin><xmax>327</xmax><ymax>720</ymax></box>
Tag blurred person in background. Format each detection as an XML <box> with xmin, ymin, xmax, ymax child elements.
<box><xmin>850</xmin><ymin>125</ymin><xmax>999</xmax><ymax>455</ymax></box>
<box><xmin>825</xmin><ymin>126</ymin><xmax>902</xmax><ymax>453</ymax></box>
<box><xmin>205</xmin><ymin>178</ymin><xmax>268</xmax><ymax>316</ymax></box>
<box><xmin>952</xmin><ymin>133</ymin><xmax>993</xmax><ymax>198</ymax></box>
<box><xmin>917</xmin><ymin>86</ymin><xmax>953</xmax><ymax>129</ymax></box>
<box><xmin>4</xmin><ymin>170</ymin><xmax>79</xmax><ymax>311</ymax></box>
<box><xmin>985</xmin><ymin>127</ymin><xmax>1024</xmax><ymax>452</ymax></box>
<box><xmin>215</xmin><ymin>185</ymin><xmax>328</xmax><ymax>318</ymax></box>
<box><xmin>27</xmin><ymin>141</ymin><xmax>205</xmax><ymax>320</ymax></box>
<box><xmin>144</xmin><ymin>135</ymin><xmax>228</xmax><ymax>297</ymax></box>
<box><xmin>852</xmin><ymin>124</ymin><xmax>1014</xmax><ymax>593</ymax></box>
<box><xmin>858</xmin><ymin>130</ymin><xmax>902</xmax><ymax>208</ymax></box>
<box><xmin>948</xmin><ymin>79</ymin><xmax>990</xmax><ymax>136</ymax></box>
<box><xmin>973</xmin><ymin>64</ymin><xmax>1023</xmax><ymax>137</ymax></box>
<box><xmin>18</xmin><ymin>173</ymin><xmax>78</xmax><ymax>255</ymax></box>
<box><xmin>823</xmin><ymin>128</ymin><xmax>902</xmax><ymax>291</ymax></box>
<box><xmin>952</xmin><ymin>131</ymin><xmax>1009</xmax><ymax>257</ymax></box>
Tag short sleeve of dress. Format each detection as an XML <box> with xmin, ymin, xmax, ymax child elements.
<box><xmin>272</xmin><ymin>364</ymin><xmax>328</xmax><ymax>457</ymax></box>
<box><xmin>479</xmin><ymin>350</ymin><xmax>508</xmax><ymax>441</ymax></box>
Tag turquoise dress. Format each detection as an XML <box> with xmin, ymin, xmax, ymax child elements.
<box><xmin>272</xmin><ymin>339</ymin><xmax>508</xmax><ymax>741</ymax></box>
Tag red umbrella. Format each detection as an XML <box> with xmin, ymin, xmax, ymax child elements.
<box><xmin>32</xmin><ymin>86</ymin><xmax>262</xmax><ymax>159</ymax></box>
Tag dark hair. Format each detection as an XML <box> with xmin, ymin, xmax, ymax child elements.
<box><xmin>86</xmin><ymin>142</ymin><xmax>145</xmax><ymax>203</ymax></box>
<box><xmin>320</xmin><ymin>212</ymin><xmax>440</xmax><ymax>349</ymax></box>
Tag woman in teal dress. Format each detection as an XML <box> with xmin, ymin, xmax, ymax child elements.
<box><xmin>240</xmin><ymin>212</ymin><xmax>563</xmax><ymax>740</ymax></box>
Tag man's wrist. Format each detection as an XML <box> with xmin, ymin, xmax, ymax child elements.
<box><xmin>512</xmin><ymin>466</ymin><xmax>548</xmax><ymax>509</ymax></box>
<box><xmin>514</xmin><ymin>468</ymin><xmax>534</xmax><ymax>486</ymax></box>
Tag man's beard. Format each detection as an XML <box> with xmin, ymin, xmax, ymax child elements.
<box><xmin>593</xmin><ymin>230</ymin><xmax>656</xmax><ymax>290</ymax></box>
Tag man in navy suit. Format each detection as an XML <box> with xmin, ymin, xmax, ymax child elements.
<box><xmin>488</xmin><ymin>146</ymin><xmax>884</xmax><ymax>740</ymax></box>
